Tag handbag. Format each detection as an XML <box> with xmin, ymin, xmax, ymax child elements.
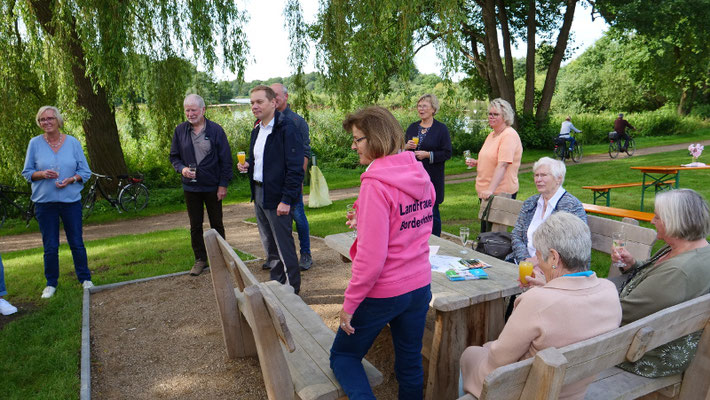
<box><xmin>475</xmin><ymin>196</ymin><xmax>513</xmax><ymax>260</ymax></box>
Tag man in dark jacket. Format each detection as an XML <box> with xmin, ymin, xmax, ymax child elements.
<box><xmin>237</xmin><ymin>85</ymin><xmax>304</xmax><ymax>294</ymax></box>
<box><xmin>170</xmin><ymin>94</ymin><xmax>233</xmax><ymax>276</ymax></box>
<box><xmin>614</xmin><ymin>113</ymin><xmax>635</xmax><ymax>152</ymax></box>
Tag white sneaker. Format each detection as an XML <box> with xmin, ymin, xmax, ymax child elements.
<box><xmin>41</xmin><ymin>286</ymin><xmax>56</xmax><ymax>299</ymax></box>
<box><xmin>0</xmin><ymin>298</ymin><xmax>17</xmax><ymax>315</ymax></box>
<box><xmin>82</xmin><ymin>281</ymin><xmax>94</xmax><ymax>289</ymax></box>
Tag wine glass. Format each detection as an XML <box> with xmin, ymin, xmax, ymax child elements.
<box><xmin>463</xmin><ymin>150</ymin><xmax>472</xmax><ymax>169</ymax></box>
<box><xmin>459</xmin><ymin>227</ymin><xmax>470</xmax><ymax>254</ymax></box>
<box><xmin>49</xmin><ymin>164</ymin><xmax>60</xmax><ymax>182</ymax></box>
<box><xmin>188</xmin><ymin>163</ymin><xmax>197</xmax><ymax>183</ymax></box>
<box><xmin>611</xmin><ymin>232</ymin><xmax>627</xmax><ymax>271</ymax></box>
<box><xmin>346</xmin><ymin>204</ymin><xmax>357</xmax><ymax>238</ymax></box>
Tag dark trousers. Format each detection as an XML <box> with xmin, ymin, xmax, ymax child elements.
<box><xmin>432</xmin><ymin>203</ymin><xmax>441</xmax><ymax>237</ymax></box>
<box><xmin>253</xmin><ymin>186</ymin><xmax>301</xmax><ymax>294</ymax></box>
<box><xmin>618</xmin><ymin>131</ymin><xmax>630</xmax><ymax>150</ymax></box>
<box><xmin>479</xmin><ymin>192</ymin><xmax>517</xmax><ymax>233</ymax></box>
<box><xmin>184</xmin><ymin>190</ymin><xmax>225</xmax><ymax>262</ymax></box>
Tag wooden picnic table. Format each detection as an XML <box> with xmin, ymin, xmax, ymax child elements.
<box><xmin>324</xmin><ymin>232</ymin><xmax>521</xmax><ymax>400</ymax></box>
<box><xmin>630</xmin><ymin>165</ymin><xmax>710</xmax><ymax>211</ymax></box>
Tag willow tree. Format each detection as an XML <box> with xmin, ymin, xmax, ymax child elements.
<box><xmin>1</xmin><ymin>0</ymin><xmax>248</xmax><ymax>178</ymax></box>
<box><xmin>290</xmin><ymin>0</ymin><xmax>584</xmax><ymax>124</ymax></box>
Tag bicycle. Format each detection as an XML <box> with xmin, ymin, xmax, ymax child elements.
<box><xmin>608</xmin><ymin>131</ymin><xmax>636</xmax><ymax>158</ymax></box>
<box><xmin>553</xmin><ymin>134</ymin><xmax>583</xmax><ymax>163</ymax></box>
<box><xmin>82</xmin><ymin>173</ymin><xmax>149</xmax><ymax>220</ymax></box>
<box><xmin>0</xmin><ymin>184</ymin><xmax>35</xmax><ymax>229</ymax></box>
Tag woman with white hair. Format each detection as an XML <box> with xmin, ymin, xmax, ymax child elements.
<box><xmin>508</xmin><ymin>157</ymin><xmax>587</xmax><ymax>265</ymax></box>
<box><xmin>613</xmin><ymin>189</ymin><xmax>710</xmax><ymax>378</ymax></box>
<box><xmin>465</xmin><ymin>98</ymin><xmax>522</xmax><ymax>232</ymax></box>
<box><xmin>459</xmin><ymin>212</ymin><xmax>622</xmax><ymax>400</ymax></box>
<box><xmin>22</xmin><ymin>106</ymin><xmax>93</xmax><ymax>299</ymax></box>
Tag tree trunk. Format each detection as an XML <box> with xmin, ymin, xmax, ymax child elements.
<box><xmin>29</xmin><ymin>0</ymin><xmax>128</xmax><ymax>177</ymax></box>
<box><xmin>480</xmin><ymin>0</ymin><xmax>513</xmax><ymax>105</ymax></box>
<box><xmin>497</xmin><ymin>0</ymin><xmax>515</xmax><ymax>107</ymax></box>
<box><xmin>522</xmin><ymin>0</ymin><xmax>536</xmax><ymax>114</ymax></box>
<box><xmin>535</xmin><ymin>0</ymin><xmax>577</xmax><ymax>124</ymax></box>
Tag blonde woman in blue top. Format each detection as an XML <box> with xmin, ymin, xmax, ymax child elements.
<box><xmin>22</xmin><ymin>106</ymin><xmax>93</xmax><ymax>299</ymax></box>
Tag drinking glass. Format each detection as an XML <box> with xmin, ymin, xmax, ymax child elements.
<box><xmin>611</xmin><ymin>232</ymin><xmax>627</xmax><ymax>270</ymax></box>
<box><xmin>49</xmin><ymin>164</ymin><xmax>60</xmax><ymax>182</ymax></box>
<box><xmin>188</xmin><ymin>163</ymin><xmax>197</xmax><ymax>183</ymax></box>
<box><xmin>519</xmin><ymin>261</ymin><xmax>534</xmax><ymax>285</ymax></box>
<box><xmin>412</xmin><ymin>136</ymin><xmax>420</xmax><ymax>148</ymax></box>
<box><xmin>459</xmin><ymin>227</ymin><xmax>470</xmax><ymax>254</ymax></box>
<box><xmin>464</xmin><ymin>150</ymin><xmax>472</xmax><ymax>169</ymax></box>
<box><xmin>346</xmin><ymin>204</ymin><xmax>357</xmax><ymax>238</ymax></box>
<box><xmin>237</xmin><ymin>151</ymin><xmax>247</xmax><ymax>173</ymax></box>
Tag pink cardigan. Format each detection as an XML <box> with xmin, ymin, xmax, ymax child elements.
<box><xmin>460</xmin><ymin>274</ymin><xmax>622</xmax><ymax>400</ymax></box>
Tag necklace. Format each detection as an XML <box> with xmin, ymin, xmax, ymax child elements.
<box><xmin>44</xmin><ymin>134</ymin><xmax>63</xmax><ymax>149</ymax></box>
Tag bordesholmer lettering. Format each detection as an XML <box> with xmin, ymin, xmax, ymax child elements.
<box><xmin>399</xmin><ymin>199</ymin><xmax>434</xmax><ymax>231</ymax></box>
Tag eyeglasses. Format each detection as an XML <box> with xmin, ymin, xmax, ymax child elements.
<box><xmin>534</xmin><ymin>173</ymin><xmax>550</xmax><ymax>179</ymax></box>
<box><xmin>352</xmin><ymin>136</ymin><xmax>367</xmax><ymax>145</ymax></box>
<box><xmin>488</xmin><ymin>112</ymin><xmax>500</xmax><ymax>117</ymax></box>
<box><xmin>39</xmin><ymin>117</ymin><xmax>56</xmax><ymax>123</ymax></box>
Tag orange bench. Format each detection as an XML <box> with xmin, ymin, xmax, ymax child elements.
<box><xmin>582</xmin><ymin>180</ymin><xmax>674</xmax><ymax>206</ymax></box>
<box><xmin>582</xmin><ymin>203</ymin><xmax>654</xmax><ymax>222</ymax></box>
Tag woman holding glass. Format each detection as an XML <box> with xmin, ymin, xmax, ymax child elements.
<box><xmin>612</xmin><ymin>189</ymin><xmax>710</xmax><ymax>378</ymax></box>
<box><xmin>22</xmin><ymin>106</ymin><xmax>93</xmax><ymax>299</ymax></box>
<box><xmin>405</xmin><ymin>94</ymin><xmax>452</xmax><ymax>237</ymax></box>
<box><xmin>465</xmin><ymin>98</ymin><xmax>522</xmax><ymax>232</ymax></box>
<box><xmin>331</xmin><ymin>106</ymin><xmax>434</xmax><ymax>399</ymax></box>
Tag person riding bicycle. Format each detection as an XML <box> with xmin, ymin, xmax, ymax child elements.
<box><xmin>557</xmin><ymin>116</ymin><xmax>580</xmax><ymax>159</ymax></box>
<box><xmin>613</xmin><ymin>113</ymin><xmax>635</xmax><ymax>152</ymax></box>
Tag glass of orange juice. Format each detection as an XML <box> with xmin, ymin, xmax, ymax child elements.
<box><xmin>412</xmin><ymin>136</ymin><xmax>419</xmax><ymax>146</ymax></box>
<box><xmin>519</xmin><ymin>261</ymin><xmax>534</xmax><ymax>285</ymax></box>
<box><xmin>237</xmin><ymin>151</ymin><xmax>247</xmax><ymax>173</ymax></box>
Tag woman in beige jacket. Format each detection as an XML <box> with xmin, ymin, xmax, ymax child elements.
<box><xmin>459</xmin><ymin>212</ymin><xmax>622</xmax><ymax>400</ymax></box>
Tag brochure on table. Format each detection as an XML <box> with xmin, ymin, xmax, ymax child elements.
<box><xmin>429</xmin><ymin>246</ymin><xmax>491</xmax><ymax>280</ymax></box>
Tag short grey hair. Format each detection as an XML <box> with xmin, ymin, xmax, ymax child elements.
<box><xmin>489</xmin><ymin>98</ymin><xmax>515</xmax><ymax>126</ymax></box>
<box><xmin>533</xmin><ymin>212</ymin><xmax>591</xmax><ymax>272</ymax></box>
<box><xmin>184</xmin><ymin>94</ymin><xmax>206</xmax><ymax>108</ymax></box>
<box><xmin>654</xmin><ymin>189</ymin><xmax>710</xmax><ymax>241</ymax></box>
<box><xmin>418</xmin><ymin>94</ymin><xmax>440</xmax><ymax>114</ymax></box>
<box><xmin>36</xmin><ymin>106</ymin><xmax>64</xmax><ymax>128</ymax></box>
<box><xmin>533</xmin><ymin>157</ymin><xmax>566</xmax><ymax>185</ymax></box>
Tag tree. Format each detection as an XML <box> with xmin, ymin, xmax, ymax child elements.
<box><xmin>291</xmin><ymin>0</ymin><xmax>584</xmax><ymax>125</ymax></box>
<box><xmin>1</xmin><ymin>0</ymin><xmax>248</xmax><ymax>177</ymax></box>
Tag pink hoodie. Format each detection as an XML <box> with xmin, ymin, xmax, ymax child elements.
<box><xmin>344</xmin><ymin>151</ymin><xmax>435</xmax><ymax>314</ymax></box>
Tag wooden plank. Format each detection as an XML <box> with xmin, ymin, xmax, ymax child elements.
<box><xmin>583</xmin><ymin>203</ymin><xmax>655</xmax><ymax>222</ymax></box>
<box><xmin>625</xmin><ymin>326</ymin><xmax>655</xmax><ymax>362</ymax></box>
<box><xmin>204</xmin><ymin>229</ymin><xmax>256</xmax><ymax>358</ymax></box>
<box><xmin>582</xmin><ymin>181</ymin><xmax>675</xmax><ymax>190</ymax></box>
<box><xmin>584</xmin><ymin>367</ymin><xmax>682</xmax><ymax>400</ymax></box>
<box><xmin>426</xmin><ymin>308</ymin><xmax>472</xmax><ymax>400</ymax></box>
<box><xmin>259</xmin><ymin>287</ymin><xmax>296</xmax><ymax>353</ymax></box>
<box><xmin>519</xmin><ymin>348</ymin><xmax>568</xmax><ymax>400</ymax></box>
<box><xmin>243</xmin><ymin>285</ymin><xmax>295</xmax><ymax>400</ymax></box>
<box><xmin>678</xmin><ymin>320</ymin><xmax>710</xmax><ymax>400</ymax></box>
<box><xmin>217</xmin><ymin>235</ymin><xmax>259</xmax><ymax>287</ymax></box>
<box><xmin>477</xmin><ymin>196</ymin><xmax>521</xmax><ymax>228</ymax></box>
<box><xmin>587</xmin><ymin>214</ymin><xmax>656</xmax><ymax>279</ymax></box>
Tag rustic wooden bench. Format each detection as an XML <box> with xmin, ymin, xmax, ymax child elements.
<box><xmin>478</xmin><ymin>196</ymin><xmax>657</xmax><ymax>278</ymax></box>
<box><xmin>581</xmin><ymin>180</ymin><xmax>674</xmax><ymax>206</ymax></box>
<box><xmin>457</xmin><ymin>293</ymin><xmax>710</xmax><ymax>400</ymax></box>
<box><xmin>203</xmin><ymin>229</ymin><xmax>383</xmax><ymax>400</ymax></box>
<box><xmin>582</xmin><ymin>203</ymin><xmax>654</xmax><ymax>222</ymax></box>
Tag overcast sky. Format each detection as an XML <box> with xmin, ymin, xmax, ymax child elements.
<box><xmin>220</xmin><ymin>0</ymin><xmax>608</xmax><ymax>82</ymax></box>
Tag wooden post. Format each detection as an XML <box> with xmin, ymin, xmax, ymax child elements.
<box><xmin>426</xmin><ymin>308</ymin><xmax>472</xmax><ymax>400</ymax></box>
<box><xmin>679</xmin><ymin>320</ymin><xmax>710</xmax><ymax>400</ymax></box>
<box><xmin>519</xmin><ymin>348</ymin><xmax>568</xmax><ymax>400</ymax></box>
<box><xmin>205</xmin><ymin>229</ymin><xmax>256</xmax><ymax>358</ymax></box>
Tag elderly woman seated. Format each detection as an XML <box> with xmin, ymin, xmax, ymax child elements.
<box><xmin>613</xmin><ymin>189</ymin><xmax>710</xmax><ymax>377</ymax></box>
<box><xmin>507</xmin><ymin>157</ymin><xmax>586</xmax><ymax>265</ymax></box>
<box><xmin>460</xmin><ymin>212</ymin><xmax>621</xmax><ymax>400</ymax></box>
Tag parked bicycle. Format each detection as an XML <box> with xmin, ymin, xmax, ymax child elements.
<box><xmin>0</xmin><ymin>184</ymin><xmax>35</xmax><ymax>229</ymax></box>
<box><xmin>608</xmin><ymin>130</ymin><xmax>636</xmax><ymax>158</ymax></box>
<box><xmin>82</xmin><ymin>173</ymin><xmax>149</xmax><ymax>220</ymax></box>
<box><xmin>553</xmin><ymin>134</ymin><xmax>583</xmax><ymax>163</ymax></box>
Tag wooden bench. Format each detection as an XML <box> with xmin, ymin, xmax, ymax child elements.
<box><xmin>457</xmin><ymin>293</ymin><xmax>710</xmax><ymax>400</ymax></box>
<box><xmin>204</xmin><ymin>229</ymin><xmax>383</xmax><ymax>399</ymax></box>
<box><xmin>478</xmin><ymin>196</ymin><xmax>657</xmax><ymax>278</ymax></box>
<box><xmin>582</xmin><ymin>203</ymin><xmax>654</xmax><ymax>222</ymax></box>
<box><xmin>582</xmin><ymin>180</ymin><xmax>674</xmax><ymax>206</ymax></box>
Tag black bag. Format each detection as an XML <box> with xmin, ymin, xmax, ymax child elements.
<box><xmin>476</xmin><ymin>196</ymin><xmax>513</xmax><ymax>260</ymax></box>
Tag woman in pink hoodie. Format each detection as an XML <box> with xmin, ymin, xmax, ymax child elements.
<box><xmin>330</xmin><ymin>106</ymin><xmax>435</xmax><ymax>400</ymax></box>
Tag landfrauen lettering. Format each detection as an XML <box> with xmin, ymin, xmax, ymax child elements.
<box><xmin>400</xmin><ymin>213</ymin><xmax>434</xmax><ymax>231</ymax></box>
<box><xmin>399</xmin><ymin>199</ymin><xmax>433</xmax><ymax>216</ymax></box>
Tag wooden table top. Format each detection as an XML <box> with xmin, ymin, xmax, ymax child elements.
<box><xmin>324</xmin><ymin>232</ymin><xmax>521</xmax><ymax>312</ymax></box>
<box><xmin>630</xmin><ymin>165</ymin><xmax>710</xmax><ymax>173</ymax></box>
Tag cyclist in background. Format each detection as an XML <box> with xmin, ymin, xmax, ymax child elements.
<box><xmin>614</xmin><ymin>113</ymin><xmax>635</xmax><ymax>152</ymax></box>
<box><xmin>558</xmin><ymin>116</ymin><xmax>581</xmax><ymax>159</ymax></box>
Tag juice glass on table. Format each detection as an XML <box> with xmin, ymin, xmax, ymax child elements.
<box><xmin>519</xmin><ymin>261</ymin><xmax>534</xmax><ymax>285</ymax></box>
<box><xmin>237</xmin><ymin>151</ymin><xmax>247</xmax><ymax>173</ymax></box>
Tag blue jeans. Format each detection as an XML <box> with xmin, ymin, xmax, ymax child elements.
<box><xmin>432</xmin><ymin>203</ymin><xmax>441</xmax><ymax>237</ymax></box>
<box><xmin>0</xmin><ymin>254</ymin><xmax>7</xmax><ymax>297</ymax></box>
<box><xmin>35</xmin><ymin>201</ymin><xmax>91</xmax><ymax>287</ymax></box>
<box><xmin>292</xmin><ymin>194</ymin><xmax>311</xmax><ymax>255</ymax></box>
<box><xmin>330</xmin><ymin>284</ymin><xmax>432</xmax><ymax>400</ymax></box>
